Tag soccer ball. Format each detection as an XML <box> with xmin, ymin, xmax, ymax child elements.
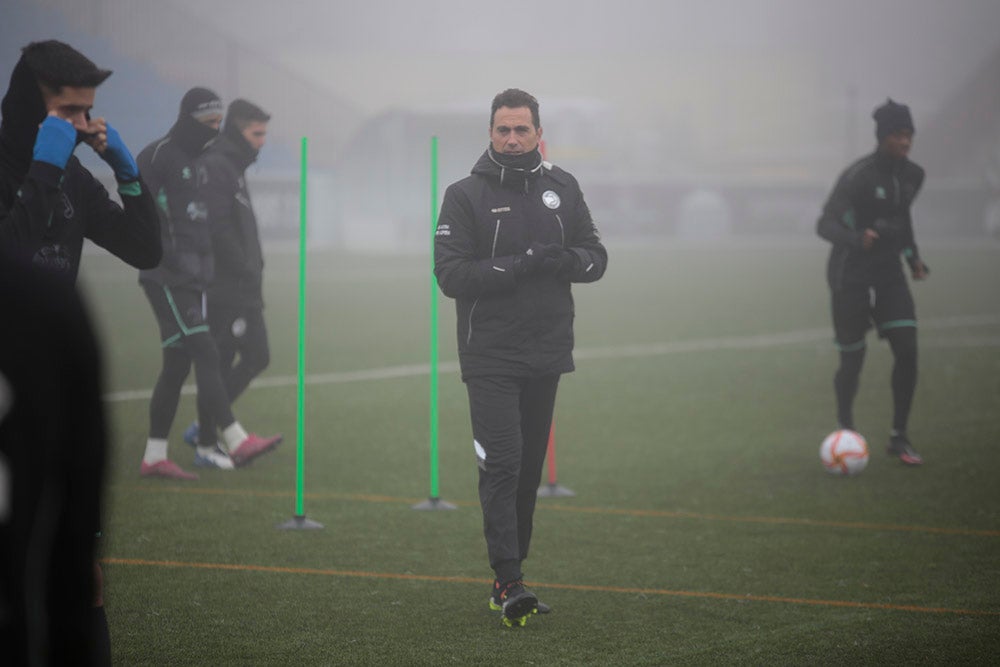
<box><xmin>820</xmin><ymin>430</ymin><xmax>869</xmax><ymax>476</ymax></box>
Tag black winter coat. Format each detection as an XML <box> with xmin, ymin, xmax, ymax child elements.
<box><xmin>817</xmin><ymin>150</ymin><xmax>925</xmax><ymax>290</ymax></box>
<box><xmin>435</xmin><ymin>148</ymin><xmax>607</xmax><ymax>379</ymax></box>
<box><xmin>137</xmin><ymin>112</ymin><xmax>219</xmax><ymax>290</ymax></box>
<box><xmin>0</xmin><ymin>57</ymin><xmax>160</xmax><ymax>284</ymax></box>
<box><xmin>198</xmin><ymin>130</ymin><xmax>264</xmax><ymax>308</ymax></box>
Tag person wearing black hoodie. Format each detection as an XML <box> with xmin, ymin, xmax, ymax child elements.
<box><xmin>0</xmin><ymin>40</ymin><xmax>160</xmax><ymax>282</ymax></box>
<box><xmin>0</xmin><ymin>39</ymin><xmax>161</xmax><ymax>667</ymax></box>
<box><xmin>434</xmin><ymin>89</ymin><xmax>607</xmax><ymax>627</ymax></box>
<box><xmin>136</xmin><ymin>88</ymin><xmax>279</xmax><ymax>478</ymax></box>
<box><xmin>817</xmin><ymin>98</ymin><xmax>929</xmax><ymax>466</ymax></box>
<box><xmin>186</xmin><ymin>98</ymin><xmax>281</xmax><ymax>465</ymax></box>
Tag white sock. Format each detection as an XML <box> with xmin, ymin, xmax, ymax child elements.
<box><xmin>222</xmin><ymin>422</ymin><xmax>249</xmax><ymax>450</ymax></box>
<box><xmin>143</xmin><ymin>438</ymin><xmax>168</xmax><ymax>464</ymax></box>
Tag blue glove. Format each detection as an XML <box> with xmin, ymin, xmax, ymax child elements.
<box><xmin>100</xmin><ymin>123</ymin><xmax>139</xmax><ymax>182</ymax></box>
<box><xmin>33</xmin><ymin>115</ymin><xmax>77</xmax><ymax>169</ymax></box>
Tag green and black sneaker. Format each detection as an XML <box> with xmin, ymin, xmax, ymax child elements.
<box><xmin>489</xmin><ymin>579</ymin><xmax>547</xmax><ymax>626</ymax></box>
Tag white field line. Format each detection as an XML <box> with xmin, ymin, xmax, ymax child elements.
<box><xmin>104</xmin><ymin>314</ymin><xmax>1000</xmax><ymax>403</ymax></box>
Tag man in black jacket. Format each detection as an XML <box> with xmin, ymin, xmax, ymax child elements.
<box><xmin>435</xmin><ymin>89</ymin><xmax>607</xmax><ymax>626</ymax></box>
<box><xmin>817</xmin><ymin>98</ymin><xmax>929</xmax><ymax>465</ymax></box>
<box><xmin>185</xmin><ymin>99</ymin><xmax>280</xmax><ymax>465</ymax></box>
<box><xmin>0</xmin><ymin>40</ymin><xmax>160</xmax><ymax>282</ymax></box>
<box><xmin>0</xmin><ymin>39</ymin><xmax>161</xmax><ymax>666</ymax></box>
<box><xmin>137</xmin><ymin>88</ymin><xmax>280</xmax><ymax>478</ymax></box>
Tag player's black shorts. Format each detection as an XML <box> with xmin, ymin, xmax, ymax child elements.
<box><xmin>830</xmin><ymin>271</ymin><xmax>915</xmax><ymax>351</ymax></box>
<box><xmin>141</xmin><ymin>283</ymin><xmax>209</xmax><ymax>348</ymax></box>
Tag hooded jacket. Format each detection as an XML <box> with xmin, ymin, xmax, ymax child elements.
<box><xmin>137</xmin><ymin>96</ymin><xmax>220</xmax><ymax>291</ymax></box>
<box><xmin>435</xmin><ymin>148</ymin><xmax>607</xmax><ymax>379</ymax></box>
<box><xmin>197</xmin><ymin>125</ymin><xmax>265</xmax><ymax>308</ymax></box>
<box><xmin>817</xmin><ymin>150</ymin><xmax>925</xmax><ymax>290</ymax></box>
<box><xmin>0</xmin><ymin>56</ymin><xmax>160</xmax><ymax>283</ymax></box>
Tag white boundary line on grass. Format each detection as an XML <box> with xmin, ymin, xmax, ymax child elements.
<box><xmin>104</xmin><ymin>313</ymin><xmax>1000</xmax><ymax>403</ymax></box>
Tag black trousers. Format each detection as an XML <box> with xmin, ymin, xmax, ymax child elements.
<box><xmin>206</xmin><ymin>301</ymin><xmax>270</xmax><ymax>403</ymax></box>
<box><xmin>465</xmin><ymin>374</ymin><xmax>559</xmax><ymax>584</ymax></box>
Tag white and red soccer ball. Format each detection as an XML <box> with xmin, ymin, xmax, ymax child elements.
<box><xmin>820</xmin><ymin>430</ymin><xmax>869</xmax><ymax>476</ymax></box>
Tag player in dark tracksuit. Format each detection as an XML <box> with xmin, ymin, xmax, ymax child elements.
<box><xmin>817</xmin><ymin>99</ymin><xmax>929</xmax><ymax>465</ymax></box>
<box><xmin>137</xmin><ymin>88</ymin><xmax>279</xmax><ymax>477</ymax></box>
<box><xmin>0</xmin><ymin>40</ymin><xmax>162</xmax><ymax>666</ymax></box>
<box><xmin>189</xmin><ymin>99</ymin><xmax>281</xmax><ymax>461</ymax></box>
<box><xmin>435</xmin><ymin>89</ymin><xmax>607</xmax><ymax>626</ymax></box>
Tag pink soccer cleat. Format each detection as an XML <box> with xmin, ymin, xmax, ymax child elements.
<box><xmin>229</xmin><ymin>433</ymin><xmax>282</xmax><ymax>467</ymax></box>
<box><xmin>140</xmin><ymin>459</ymin><xmax>199</xmax><ymax>480</ymax></box>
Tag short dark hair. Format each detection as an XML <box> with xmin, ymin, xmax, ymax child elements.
<box><xmin>226</xmin><ymin>98</ymin><xmax>270</xmax><ymax>131</ymax></box>
<box><xmin>21</xmin><ymin>40</ymin><xmax>112</xmax><ymax>91</ymax></box>
<box><xmin>491</xmin><ymin>88</ymin><xmax>540</xmax><ymax>129</ymax></box>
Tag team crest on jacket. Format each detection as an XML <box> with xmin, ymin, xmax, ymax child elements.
<box><xmin>542</xmin><ymin>190</ymin><xmax>561</xmax><ymax>209</ymax></box>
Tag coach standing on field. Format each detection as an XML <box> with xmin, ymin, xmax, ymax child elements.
<box><xmin>817</xmin><ymin>98</ymin><xmax>929</xmax><ymax>466</ymax></box>
<box><xmin>435</xmin><ymin>89</ymin><xmax>607</xmax><ymax>627</ymax></box>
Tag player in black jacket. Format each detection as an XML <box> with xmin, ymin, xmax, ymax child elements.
<box><xmin>817</xmin><ymin>99</ymin><xmax>929</xmax><ymax>465</ymax></box>
<box><xmin>0</xmin><ymin>40</ymin><xmax>160</xmax><ymax>283</ymax></box>
<box><xmin>182</xmin><ymin>99</ymin><xmax>281</xmax><ymax>465</ymax></box>
<box><xmin>435</xmin><ymin>89</ymin><xmax>607</xmax><ymax>626</ymax></box>
<box><xmin>136</xmin><ymin>88</ymin><xmax>279</xmax><ymax>477</ymax></box>
<box><xmin>0</xmin><ymin>39</ymin><xmax>162</xmax><ymax>666</ymax></box>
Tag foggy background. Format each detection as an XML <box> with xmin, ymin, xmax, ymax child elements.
<box><xmin>3</xmin><ymin>0</ymin><xmax>1000</xmax><ymax>249</ymax></box>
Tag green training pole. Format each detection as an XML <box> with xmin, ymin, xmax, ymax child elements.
<box><xmin>279</xmin><ymin>136</ymin><xmax>323</xmax><ymax>529</ymax></box>
<box><xmin>414</xmin><ymin>136</ymin><xmax>455</xmax><ymax>511</ymax></box>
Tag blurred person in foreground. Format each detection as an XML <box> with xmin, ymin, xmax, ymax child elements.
<box><xmin>817</xmin><ymin>98</ymin><xmax>930</xmax><ymax>465</ymax></box>
<box><xmin>182</xmin><ymin>99</ymin><xmax>281</xmax><ymax>464</ymax></box>
<box><xmin>434</xmin><ymin>89</ymin><xmax>607</xmax><ymax>627</ymax></box>
<box><xmin>137</xmin><ymin>88</ymin><xmax>280</xmax><ymax>479</ymax></box>
<box><xmin>0</xmin><ymin>258</ymin><xmax>109</xmax><ymax>666</ymax></box>
<box><xmin>0</xmin><ymin>38</ymin><xmax>164</xmax><ymax>666</ymax></box>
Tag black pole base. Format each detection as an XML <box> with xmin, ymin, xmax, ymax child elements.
<box><xmin>276</xmin><ymin>514</ymin><xmax>325</xmax><ymax>530</ymax></box>
<box><xmin>537</xmin><ymin>482</ymin><xmax>575</xmax><ymax>498</ymax></box>
<box><xmin>412</xmin><ymin>497</ymin><xmax>458</xmax><ymax>511</ymax></box>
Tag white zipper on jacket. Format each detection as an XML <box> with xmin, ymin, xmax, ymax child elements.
<box><xmin>555</xmin><ymin>213</ymin><xmax>565</xmax><ymax>245</ymax></box>
<box><xmin>469</xmin><ymin>218</ymin><xmax>503</xmax><ymax>345</ymax></box>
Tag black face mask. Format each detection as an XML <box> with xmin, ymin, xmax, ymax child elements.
<box><xmin>0</xmin><ymin>58</ymin><xmax>48</xmax><ymax>172</ymax></box>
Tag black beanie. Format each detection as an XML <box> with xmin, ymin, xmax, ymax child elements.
<box><xmin>179</xmin><ymin>86</ymin><xmax>223</xmax><ymax>121</ymax></box>
<box><xmin>873</xmin><ymin>98</ymin><xmax>914</xmax><ymax>142</ymax></box>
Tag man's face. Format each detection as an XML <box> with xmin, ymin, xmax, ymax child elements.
<box><xmin>490</xmin><ymin>106</ymin><xmax>541</xmax><ymax>155</ymax></box>
<box><xmin>881</xmin><ymin>129</ymin><xmax>913</xmax><ymax>159</ymax></box>
<box><xmin>200</xmin><ymin>113</ymin><xmax>223</xmax><ymax>131</ymax></box>
<box><xmin>41</xmin><ymin>84</ymin><xmax>96</xmax><ymax>131</ymax></box>
<box><xmin>241</xmin><ymin>121</ymin><xmax>267</xmax><ymax>151</ymax></box>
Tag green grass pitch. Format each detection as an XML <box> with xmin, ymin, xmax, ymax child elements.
<box><xmin>77</xmin><ymin>238</ymin><xmax>1000</xmax><ymax>666</ymax></box>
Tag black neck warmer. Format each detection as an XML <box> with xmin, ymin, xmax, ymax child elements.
<box><xmin>0</xmin><ymin>57</ymin><xmax>48</xmax><ymax>175</ymax></box>
<box><xmin>487</xmin><ymin>146</ymin><xmax>543</xmax><ymax>190</ymax></box>
<box><xmin>220</xmin><ymin>121</ymin><xmax>259</xmax><ymax>170</ymax></box>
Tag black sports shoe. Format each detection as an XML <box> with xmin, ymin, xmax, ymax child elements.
<box><xmin>887</xmin><ymin>433</ymin><xmax>923</xmax><ymax>466</ymax></box>
<box><xmin>491</xmin><ymin>580</ymin><xmax>538</xmax><ymax>627</ymax></box>
<box><xmin>489</xmin><ymin>580</ymin><xmax>550</xmax><ymax>615</ymax></box>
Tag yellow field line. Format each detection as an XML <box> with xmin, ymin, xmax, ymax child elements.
<box><xmin>101</xmin><ymin>557</ymin><xmax>999</xmax><ymax>617</ymax></box>
<box><xmin>121</xmin><ymin>485</ymin><xmax>1000</xmax><ymax>538</ymax></box>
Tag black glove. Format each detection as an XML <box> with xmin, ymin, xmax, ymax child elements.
<box><xmin>540</xmin><ymin>246</ymin><xmax>577</xmax><ymax>277</ymax></box>
<box><xmin>513</xmin><ymin>242</ymin><xmax>549</xmax><ymax>277</ymax></box>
